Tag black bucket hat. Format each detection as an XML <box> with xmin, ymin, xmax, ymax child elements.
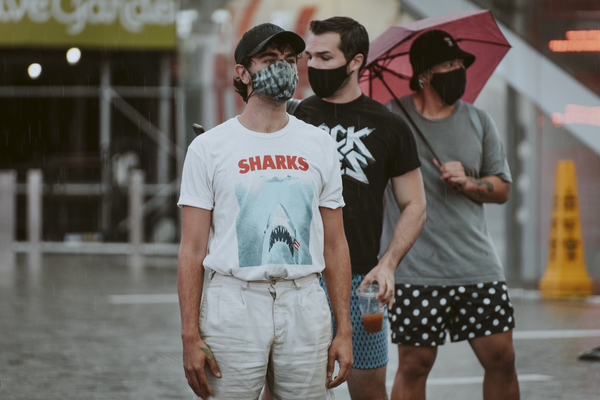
<box><xmin>409</xmin><ymin>30</ymin><xmax>476</xmax><ymax>91</ymax></box>
<box><xmin>234</xmin><ymin>23</ymin><xmax>305</xmax><ymax>64</ymax></box>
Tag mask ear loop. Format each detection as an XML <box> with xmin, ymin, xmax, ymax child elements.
<box><xmin>245</xmin><ymin>67</ymin><xmax>254</xmax><ymax>101</ymax></box>
<box><xmin>346</xmin><ymin>57</ymin><xmax>355</xmax><ymax>71</ymax></box>
<box><xmin>419</xmin><ymin>69</ymin><xmax>435</xmax><ymax>88</ymax></box>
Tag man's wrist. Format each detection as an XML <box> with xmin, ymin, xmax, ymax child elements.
<box><xmin>378</xmin><ymin>256</ymin><xmax>399</xmax><ymax>273</ymax></box>
<box><xmin>334</xmin><ymin>326</ymin><xmax>353</xmax><ymax>339</ymax></box>
<box><xmin>181</xmin><ymin>329</ymin><xmax>202</xmax><ymax>342</ymax></box>
<box><xmin>464</xmin><ymin>176</ymin><xmax>477</xmax><ymax>192</ymax></box>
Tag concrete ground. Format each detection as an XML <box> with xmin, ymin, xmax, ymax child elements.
<box><xmin>1</xmin><ymin>254</ymin><xmax>599</xmax><ymax>400</ymax></box>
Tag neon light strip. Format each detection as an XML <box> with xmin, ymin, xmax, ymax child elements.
<box><xmin>549</xmin><ymin>30</ymin><xmax>600</xmax><ymax>52</ymax></box>
<box><xmin>552</xmin><ymin>104</ymin><xmax>600</xmax><ymax>127</ymax></box>
<box><xmin>565</xmin><ymin>30</ymin><xmax>600</xmax><ymax>40</ymax></box>
<box><xmin>549</xmin><ymin>40</ymin><xmax>600</xmax><ymax>52</ymax></box>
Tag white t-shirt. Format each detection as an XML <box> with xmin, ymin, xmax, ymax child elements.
<box><xmin>178</xmin><ymin>115</ymin><xmax>344</xmax><ymax>281</ymax></box>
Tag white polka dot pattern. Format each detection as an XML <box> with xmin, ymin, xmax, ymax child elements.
<box><xmin>389</xmin><ymin>281</ymin><xmax>516</xmax><ymax>346</ymax></box>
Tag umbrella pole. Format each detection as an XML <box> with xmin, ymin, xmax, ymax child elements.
<box><xmin>376</xmin><ymin>76</ymin><xmax>443</xmax><ymax>164</ymax></box>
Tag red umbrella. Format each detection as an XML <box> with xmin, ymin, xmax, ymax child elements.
<box><xmin>359</xmin><ymin>10</ymin><xmax>511</xmax><ymax>105</ymax></box>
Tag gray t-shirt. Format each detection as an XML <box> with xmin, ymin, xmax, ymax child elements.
<box><xmin>380</xmin><ymin>95</ymin><xmax>512</xmax><ymax>285</ymax></box>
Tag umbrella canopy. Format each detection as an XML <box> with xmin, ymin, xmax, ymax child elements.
<box><xmin>360</xmin><ymin>10</ymin><xmax>511</xmax><ymax>105</ymax></box>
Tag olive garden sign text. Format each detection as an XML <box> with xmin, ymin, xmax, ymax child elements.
<box><xmin>0</xmin><ymin>0</ymin><xmax>176</xmax><ymax>49</ymax></box>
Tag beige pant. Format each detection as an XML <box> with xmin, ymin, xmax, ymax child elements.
<box><xmin>198</xmin><ymin>272</ymin><xmax>334</xmax><ymax>400</ymax></box>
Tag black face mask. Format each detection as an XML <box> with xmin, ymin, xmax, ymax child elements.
<box><xmin>429</xmin><ymin>67</ymin><xmax>467</xmax><ymax>105</ymax></box>
<box><xmin>308</xmin><ymin>61</ymin><xmax>351</xmax><ymax>98</ymax></box>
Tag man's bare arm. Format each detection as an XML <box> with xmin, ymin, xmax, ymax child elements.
<box><xmin>363</xmin><ymin>168</ymin><xmax>426</xmax><ymax>308</ymax></box>
<box><xmin>434</xmin><ymin>159</ymin><xmax>510</xmax><ymax>204</ymax></box>
<box><xmin>461</xmin><ymin>175</ymin><xmax>510</xmax><ymax>204</ymax></box>
<box><xmin>178</xmin><ymin>206</ymin><xmax>220</xmax><ymax>400</ymax></box>
<box><xmin>319</xmin><ymin>206</ymin><xmax>353</xmax><ymax>388</ymax></box>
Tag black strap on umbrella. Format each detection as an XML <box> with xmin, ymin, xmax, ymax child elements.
<box><xmin>370</xmin><ymin>66</ymin><xmax>443</xmax><ymax>164</ymax></box>
<box><xmin>393</xmin><ymin>97</ymin><xmax>443</xmax><ymax>165</ymax></box>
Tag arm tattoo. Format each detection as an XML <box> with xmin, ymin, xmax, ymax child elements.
<box><xmin>469</xmin><ymin>178</ymin><xmax>494</xmax><ymax>201</ymax></box>
<box><xmin>475</xmin><ymin>179</ymin><xmax>494</xmax><ymax>193</ymax></box>
<box><xmin>200</xmin><ymin>347</ymin><xmax>215</xmax><ymax>360</ymax></box>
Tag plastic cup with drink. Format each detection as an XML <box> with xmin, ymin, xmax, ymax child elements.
<box><xmin>356</xmin><ymin>282</ymin><xmax>385</xmax><ymax>333</ymax></box>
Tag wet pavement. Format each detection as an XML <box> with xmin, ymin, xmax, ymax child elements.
<box><xmin>1</xmin><ymin>254</ymin><xmax>599</xmax><ymax>400</ymax></box>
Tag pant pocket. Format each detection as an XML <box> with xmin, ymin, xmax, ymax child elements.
<box><xmin>199</xmin><ymin>282</ymin><xmax>224</xmax><ymax>335</ymax></box>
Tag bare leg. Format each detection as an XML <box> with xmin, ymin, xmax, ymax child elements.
<box><xmin>469</xmin><ymin>330</ymin><xmax>520</xmax><ymax>400</ymax></box>
<box><xmin>391</xmin><ymin>345</ymin><xmax>437</xmax><ymax>400</ymax></box>
<box><xmin>347</xmin><ymin>365</ymin><xmax>388</xmax><ymax>400</ymax></box>
<box><xmin>260</xmin><ymin>384</ymin><xmax>269</xmax><ymax>400</ymax></box>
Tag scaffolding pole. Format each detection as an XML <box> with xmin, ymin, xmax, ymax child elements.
<box><xmin>0</xmin><ymin>171</ymin><xmax>16</xmax><ymax>267</ymax></box>
<box><xmin>129</xmin><ymin>170</ymin><xmax>145</xmax><ymax>257</ymax></box>
<box><xmin>100</xmin><ymin>60</ymin><xmax>113</xmax><ymax>237</ymax></box>
<box><xmin>27</xmin><ymin>169</ymin><xmax>43</xmax><ymax>266</ymax></box>
<box><xmin>158</xmin><ymin>54</ymin><xmax>172</xmax><ymax>187</ymax></box>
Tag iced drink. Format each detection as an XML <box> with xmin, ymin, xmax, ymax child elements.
<box><xmin>356</xmin><ymin>283</ymin><xmax>385</xmax><ymax>333</ymax></box>
<box><xmin>362</xmin><ymin>312</ymin><xmax>384</xmax><ymax>333</ymax></box>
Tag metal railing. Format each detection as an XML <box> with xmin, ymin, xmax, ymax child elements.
<box><xmin>0</xmin><ymin>169</ymin><xmax>178</xmax><ymax>266</ymax></box>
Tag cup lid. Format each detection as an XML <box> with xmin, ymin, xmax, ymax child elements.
<box><xmin>355</xmin><ymin>282</ymin><xmax>379</xmax><ymax>297</ymax></box>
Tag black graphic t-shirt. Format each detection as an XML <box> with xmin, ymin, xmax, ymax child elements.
<box><xmin>295</xmin><ymin>94</ymin><xmax>420</xmax><ymax>274</ymax></box>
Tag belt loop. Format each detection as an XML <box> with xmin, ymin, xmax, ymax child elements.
<box><xmin>293</xmin><ymin>279</ymin><xmax>301</xmax><ymax>289</ymax></box>
<box><xmin>208</xmin><ymin>270</ymin><xmax>215</xmax><ymax>281</ymax></box>
<box><xmin>241</xmin><ymin>280</ymin><xmax>248</xmax><ymax>290</ymax></box>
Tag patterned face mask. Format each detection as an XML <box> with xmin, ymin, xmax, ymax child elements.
<box><xmin>249</xmin><ymin>60</ymin><xmax>299</xmax><ymax>101</ymax></box>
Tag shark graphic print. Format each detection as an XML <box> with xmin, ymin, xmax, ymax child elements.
<box><xmin>234</xmin><ymin>176</ymin><xmax>314</xmax><ymax>267</ymax></box>
<box><xmin>262</xmin><ymin>203</ymin><xmax>299</xmax><ymax>265</ymax></box>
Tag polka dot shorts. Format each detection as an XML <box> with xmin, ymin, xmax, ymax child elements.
<box><xmin>388</xmin><ymin>281</ymin><xmax>515</xmax><ymax>347</ymax></box>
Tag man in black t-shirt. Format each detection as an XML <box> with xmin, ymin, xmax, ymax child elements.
<box><xmin>294</xmin><ymin>17</ymin><xmax>426</xmax><ymax>400</ymax></box>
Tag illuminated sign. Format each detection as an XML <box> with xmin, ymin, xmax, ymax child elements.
<box><xmin>549</xmin><ymin>30</ymin><xmax>600</xmax><ymax>52</ymax></box>
<box><xmin>551</xmin><ymin>104</ymin><xmax>600</xmax><ymax>127</ymax></box>
<box><xmin>0</xmin><ymin>0</ymin><xmax>176</xmax><ymax>49</ymax></box>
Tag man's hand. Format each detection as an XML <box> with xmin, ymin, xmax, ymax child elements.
<box><xmin>434</xmin><ymin>158</ymin><xmax>466</xmax><ymax>192</ymax></box>
<box><xmin>360</xmin><ymin>263</ymin><xmax>395</xmax><ymax>309</ymax></box>
<box><xmin>327</xmin><ymin>333</ymin><xmax>353</xmax><ymax>388</ymax></box>
<box><xmin>182</xmin><ymin>336</ymin><xmax>221</xmax><ymax>399</ymax></box>
<box><xmin>433</xmin><ymin>158</ymin><xmax>510</xmax><ymax>203</ymax></box>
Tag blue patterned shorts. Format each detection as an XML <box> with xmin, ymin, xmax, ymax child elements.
<box><xmin>320</xmin><ymin>274</ymin><xmax>389</xmax><ymax>369</ymax></box>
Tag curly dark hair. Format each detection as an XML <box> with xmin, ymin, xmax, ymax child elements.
<box><xmin>233</xmin><ymin>37</ymin><xmax>301</xmax><ymax>103</ymax></box>
<box><xmin>309</xmin><ymin>17</ymin><xmax>370</xmax><ymax>71</ymax></box>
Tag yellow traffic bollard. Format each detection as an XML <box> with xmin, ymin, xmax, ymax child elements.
<box><xmin>539</xmin><ymin>160</ymin><xmax>592</xmax><ymax>298</ymax></box>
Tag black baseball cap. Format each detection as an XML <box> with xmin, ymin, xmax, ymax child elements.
<box><xmin>409</xmin><ymin>30</ymin><xmax>476</xmax><ymax>91</ymax></box>
<box><xmin>234</xmin><ymin>23</ymin><xmax>305</xmax><ymax>64</ymax></box>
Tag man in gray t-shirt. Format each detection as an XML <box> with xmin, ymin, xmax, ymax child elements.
<box><xmin>381</xmin><ymin>30</ymin><xmax>520</xmax><ymax>400</ymax></box>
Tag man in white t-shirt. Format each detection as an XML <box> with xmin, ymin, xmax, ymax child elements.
<box><xmin>177</xmin><ymin>23</ymin><xmax>353</xmax><ymax>400</ymax></box>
